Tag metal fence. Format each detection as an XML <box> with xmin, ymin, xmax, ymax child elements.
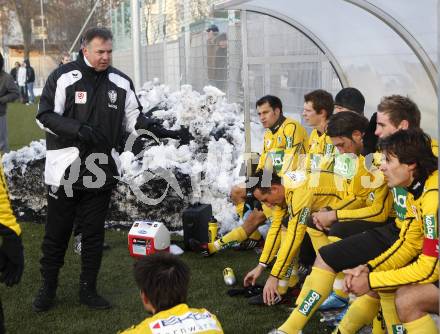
<box><xmin>111</xmin><ymin>1</ymin><xmax>343</xmax><ymax>150</ymax></box>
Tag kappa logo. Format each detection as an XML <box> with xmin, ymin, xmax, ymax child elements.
<box><xmin>298</xmin><ymin>290</ymin><xmax>321</xmax><ymax>316</ymax></box>
<box><xmin>391</xmin><ymin>324</ymin><xmax>406</xmax><ymax>334</ymax></box>
<box><xmin>108</xmin><ymin>90</ymin><xmax>117</xmax><ymax>103</ymax></box>
<box><xmin>424</xmin><ymin>215</ymin><xmax>437</xmax><ymax>239</ymax></box>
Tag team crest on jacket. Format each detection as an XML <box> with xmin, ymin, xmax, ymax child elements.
<box><xmin>108</xmin><ymin>90</ymin><xmax>117</xmax><ymax>103</ymax></box>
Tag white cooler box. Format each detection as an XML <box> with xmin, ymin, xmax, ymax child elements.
<box><xmin>128</xmin><ymin>221</ymin><xmax>170</xmax><ymax>258</ymax></box>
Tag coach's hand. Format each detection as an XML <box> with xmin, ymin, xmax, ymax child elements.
<box><xmin>244</xmin><ymin>264</ymin><xmax>264</xmax><ymax>287</ymax></box>
<box><xmin>263</xmin><ymin>276</ymin><xmax>280</xmax><ymax>306</ymax></box>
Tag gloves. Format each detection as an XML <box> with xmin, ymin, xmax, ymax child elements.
<box><xmin>135</xmin><ymin>116</ymin><xmax>162</xmax><ymax>131</ymax></box>
<box><xmin>77</xmin><ymin>124</ymin><xmax>108</xmax><ymax>150</ymax></box>
<box><xmin>0</xmin><ymin>234</ymin><xmax>24</xmax><ymax>287</ymax></box>
<box><xmin>176</xmin><ymin>127</ymin><xmax>194</xmax><ymax>145</ymax></box>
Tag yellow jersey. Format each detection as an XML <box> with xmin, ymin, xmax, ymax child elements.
<box><xmin>120</xmin><ymin>304</ymin><xmax>224</xmax><ymax>334</ymax></box>
<box><xmin>0</xmin><ymin>163</ymin><xmax>21</xmax><ymax>237</ymax></box>
<box><xmin>257</xmin><ymin>116</ymin><xmax>308</xmax><ymax>174</ymax></box>
<box><xmin>369</xmin><ymin>171</ymin><xmax>438</xmax><ymax>289</ymax></box>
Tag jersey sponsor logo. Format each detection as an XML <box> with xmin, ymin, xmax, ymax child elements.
<box><xmin>298</xmin><ymin>207</ymin><xmax>311</xmax><ymax>225</ymax></box>
<box><xmin>268</xmin><ymin>150</ymin><xmax>284</xmax><ymax>173</ymax></box>
<box><xmin>424</xmin><ymin>215</ymin><xmax>437</xmax><ymax>239</ymax></box>
<box><xmin>286</xmin><ymin>136</ymin><xmax>293</xmax><ymax>149</ymax></box>
<box><xmin>391</xmin><ymin>324</ymin><xmax>406</xmax><ymax>334</ymax></box>
<box><xmin>391</xmin><ymin>187</ymin><xmax>407</xmax><ymax>220</ymax></box>
<box><xmin>149</xmin><ymin>311</ymin><xmax>220</xmax><ymax>334</ymax></box>
<box><xmin>334</xmin><ymin>154</ymin><xmax>357</xmax><ymax>179</ymax></box>
<box><xmin>75</xmin><ymin>91</ymin><xmax>87</xmax><ymax>104</ymax></box>
<box><xmin>298</xmin><ymin>290</ymin><xmax>321</xmax><ymax>316</ymax></box>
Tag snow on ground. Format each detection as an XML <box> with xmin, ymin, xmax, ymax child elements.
<box><xmin>3</xmin><ymin>82</ymin><xmax>255</xmax><ymax>233</ymax></box>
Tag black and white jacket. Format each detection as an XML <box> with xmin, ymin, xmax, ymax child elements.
<box><xmin>37</xmin><ymin>52</ymin><xmax>142</xmax><ymax>189</ymax></box>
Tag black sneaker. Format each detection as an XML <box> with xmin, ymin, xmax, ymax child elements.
<box><xmin>79</xmin><ymin>282</ymin><xmax>111</xmax><ymax>310</ymax></box>
<box><xmin>188</xmin><ymin>238</ymin><xmax>212</xmax><ymax>257</ymax></box>
<box><xmin>33</xmin><ymin>283</ymin><xmax>57</xmax><ymax>312</ymax></box>
<box><xmin>236</xmin><ymin>238</ymin><xmax>262</xmax><ymax>250</ymax></box>
<box><xmin>248</xmin><ymin>293</ymin><xmax>282</xmax><ymax>306</ymax></box>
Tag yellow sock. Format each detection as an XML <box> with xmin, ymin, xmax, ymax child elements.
<box><xmin>336</xmin><ymin>294</ymin><xmax>380</xmax><ymax>333</ymax></box>
<box><xmin>404</xmin><ymin>314</ymin><xmax>438</xmax><ymax>334</ymax></box>
<box><xmin>212</xmin><ymin>226</ymin><xmax>247</xmax><ymax>252</ymax></box>
<box><xmin>249</xmin><ymin>229</ymin><xmax>262</xmax><ymax>240</ymax></box>
<box><xmin>333</xmin><ymin>272</ymin><xmax>348</xmax><ymax>300</ymax></box>
<box><xmin>278</xmin><ymin>267</ymin><xmax>335</xmax><ymax>334</ymax></box>
<box><xmin>379</xmin><ymin>292</ymin><xmax>402</xmax><ymax>334</ymax></box>
<box><xmin>307</xmin><ymin>227</ymin><xmax>330</xmax><ymax>252</ymax></box>
<box><xmin>372</xmin><ymin>308</ymin><xmax>386</xmax><ymax>334</ymax></box>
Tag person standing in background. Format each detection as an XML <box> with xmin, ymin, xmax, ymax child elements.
<box><xmin>206</xmin><ymin>24</ymin><xmax>219</xmax><ymax>86</ymax></box>
<box><xmin>10</xmin><ymin>62</ymin><xmax>20</xmax><ymax>84</ymax></box>
<box><xmin>24</xmin><ymin>59</ymin><xmax>35</xmax><ymax>105</ymax></box>
<box><xmin>59</xmin><ymin>52</ymin><xmax>71</xmax><ymax>67</ymax></box>
<box><xmin>0</xmin><ymin>53</ymin><xmax>19</xmax><ymax>153</ymax></box>
<box><xmin>17</xmin><ymin>62</ymin><xmax>27</xmax><ymax>104</ymax></box>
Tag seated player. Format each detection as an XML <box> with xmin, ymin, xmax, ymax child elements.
<box><xmin>333</xmin><ymin>87</ymin><xmax>365</xmax><ymax>115</ymax></box>
<box><xmin>120</xmin><ymin>253</ymin><xmax>223</xmax><ymax>334</ymax></box>
<box><xmin>244</xmin><ymin>112</ymin><xmax>375</xmax><ymax>306</ymax></box>
<box><xmin>269</xmin><ymin>129</ymin><xmax>437</xmax><ymax>334</ymax></box>
<box><xmin>341</xmin><ymin>129</ymin><xmax>438</xmax><ymax>334</ymax></box>
<box><xmin>329</xmin><ymin>94</ymin><xmax>439</xmax><ymax>332</ymax></box>
<box><xmin>191</xmin><ymin>95</ymin><xmax>308</xmax><ymax>255</ymax></box>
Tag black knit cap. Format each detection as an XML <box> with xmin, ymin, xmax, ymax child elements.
<box><xmin>334</xmin><ymin>87</ymin><xmax>365</xmax><ymax>114</ymax></box>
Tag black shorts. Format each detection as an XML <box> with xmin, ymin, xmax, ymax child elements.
<box><xmin>328</xmin><ymin>217</ymin><xmax>394</xmax><ymax>239</ymax></box>
<box><xmin>319</xmin><ymin>223</ymin><xmax>400</xmax><ymax>273</ymax></box>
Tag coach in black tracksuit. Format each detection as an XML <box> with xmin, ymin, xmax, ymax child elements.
<box><xmin>33</xmin><ymin>27</ymin><xmax>189</xmax><ymax>313</ymax></box>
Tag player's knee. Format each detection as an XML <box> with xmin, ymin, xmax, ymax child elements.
<box><xmin>395</xmin><ymin>286</ymin><xmax>416</xmax><ymax>322</ymax></box>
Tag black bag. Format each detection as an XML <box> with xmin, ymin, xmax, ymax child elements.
<box><xmin>182</xmin><ymin>204</ymin><xmax>212</xmax><ymax>250</ymax></box>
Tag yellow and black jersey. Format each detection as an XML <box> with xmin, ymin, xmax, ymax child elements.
<box><xmin>258</xmin><ymin>205</ymin><xmax>287</xmax><ymax>266</ymax></box>
<box><xmin>302</xmin><ymin>128</ymin><xmax>337</xmax><ymax>172</ymax></box>
<box><xmin>334</xmin><ymin>153</ymin><xmax>393</xmax><ymax>222</ymax></box>
<box><xmin>0</xmin><ymin>163</ymin><xmax>21</xmax><ymax>237</ymax></box>
<box><xmin>369</xmin><ymin>171</ymin><xmax>438</xmax><ymax>289</ymax></box>
<box><xmin>268</xmin><ymin>171</ymin><xmax>346</xmax><ymax>279</ymax></box>
<box><xmin>257</xmin><ymin>117</ymin><xmax>308</xmax><ymax>174</ymax></box>
<box><xmin>120</xmin><ymin>303</ymin><xmax>224</xmax><ymax>334</ymax></box>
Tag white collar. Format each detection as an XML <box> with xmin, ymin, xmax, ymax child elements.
<box><xmin>83</xmin><ymin>54</ymin><xmax>93</xmax><ymax>68</ymax></box>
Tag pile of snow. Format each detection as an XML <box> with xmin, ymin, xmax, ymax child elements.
<box><xmin>3</xmin><ymin>82</ymin><xmax>250</xmax><ymax>232</ymax></box>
